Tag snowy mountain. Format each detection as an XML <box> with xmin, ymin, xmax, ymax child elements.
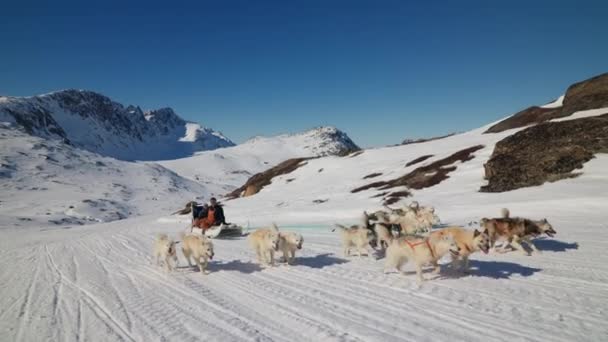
<box><xmin>2</xmin><ymin>92</ymin><xmax>607</xmax><ymax>342</ymax></box>
<box><xmin>0</xmin><ymin>89</ymin><xmax>234</xmax><ymax>160</ymax></box>
<box><xmin>1</xmin><ymin>74</ymin><xmax>608</xmax><ymax>342</ymax></box>
<box><xmin>242</xmin><ymin>126</ymin><xmax>359</xmax><ymax>157</ymax></box>
<box><xmin>0</xmin><ymin>124</ymin><xmax>214</xmax><ymax>228</ymax></box>
<box><xmin>158</xmin><ymin>126</ymin><xmax>360</xmax><ymax>192</ymax></box>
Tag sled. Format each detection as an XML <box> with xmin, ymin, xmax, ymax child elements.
<box><xmin>190</xmin><ymin>223</ymin><xmax>244</xmax><ymax>239</ymax></box>
<box><xmin>201</xmin><ymin>223</ymin><xmax>243</xmax><ymax>239</ymax></box>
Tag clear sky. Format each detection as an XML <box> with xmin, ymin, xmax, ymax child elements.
<box><xmin>1</xmin><ymin>0</ymin><xmax>607</xmax><ymax>147</ymax></box>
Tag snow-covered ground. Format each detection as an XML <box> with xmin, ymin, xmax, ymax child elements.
<box><xmin>0</xmin><ymin>125</ymin><xmax>212</xmax><ymax>228</ymax></box>
<box><xmin>541</xmin><ymin>94</ymin><xmax>565</xmax><ymax>109</ymax></box>
<box><xmin>1</xmin><ymin>109</ymin><xmax>608</xmax><ymax>341</ymax></box>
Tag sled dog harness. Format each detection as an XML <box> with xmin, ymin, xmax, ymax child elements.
<box><xmin>404</xmin><ymin>238</ymin><xmax>435</xmax><ymax>259</ymax></box>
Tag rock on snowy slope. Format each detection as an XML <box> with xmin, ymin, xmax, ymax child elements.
<box><xmin>485</xmin><ymin>73</ymin><xmax>608</xmax><ymax>133</ymax></box>
<box><xmin>481</xmin><ymin>113</ymin><xmax>608</xmax><ymax>192</ymax></box>
<box><xmin>0</xmin><ymin>89</ymin><xmax>234</xmax><ymax>160</ymax></box>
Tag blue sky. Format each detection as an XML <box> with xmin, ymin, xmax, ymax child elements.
<box><xmin>1</xmin><ymin>0</ymin><xmax>607</xmax><ymax>147</ymax></box>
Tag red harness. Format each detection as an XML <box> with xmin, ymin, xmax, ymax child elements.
<box><xmin>404</xmin><ymin>238</ymin><xmax>436</xmax><ymax>259</ymax></box>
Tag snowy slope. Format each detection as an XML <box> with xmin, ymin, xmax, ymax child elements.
<box><xmin>158</xmin><ymin>126</ymin><xmax>359</xmax><ymax>192</ymax></box>
<box><xmin>1</xmin><ymin>103</ymin><xmax>608</xmax><ymax>341</ymax></box>
<box><xmin>0</xmin><ymin>90</ymin><xmax>234</xmax><ymax>160</ymax></box>
<box><xmin>1</xmin><ymin>154</ymin><xmax>607</xmax><ymax>341</ymax></box>
<box><xmin>0</xmin><ymin>124</ymin><xmax>215</xmax><ymax>228</ymax></box>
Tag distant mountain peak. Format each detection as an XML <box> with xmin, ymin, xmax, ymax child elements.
<box><xmin>0</xmin><ymin>90</ymin><xmax>234</xmax><ymax>160</ymax></box>
<box><xmin>243</xmin><ymin>125</ymin><xmax>359</xmax><ymax>157</ymax></box>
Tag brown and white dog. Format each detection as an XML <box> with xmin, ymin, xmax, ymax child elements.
<box><xmin>434</xmin><ymin>227</ymin><xmax>490</xmax><ymax>272</ymax></box>
<box><xmin>480</xmin><ymin>209</ymin><xmax>556</xmax><ymax>255</ymax></box>
<box><xmin>383</xmin><ymin>202</ymin><xmax>440</xmax><ymax>235</ymax></box>
<box><xmin>248</xmin><ymin>223</ymin><xmax>281</xmax><ymax>266</ymax></box>
<box><xmin>180</xmin><ymin>233</ymin><xmax>215</xmax><ymax>274</ymax></box>
<box><xmin>384</xmin><ymin>231</ymin><xmax>460</xmax><ymax>285</ymax></box>
<box><xmin>278</xmin><ymin>231</ymin><xmax>304</xmax><ymax>264</ymax></box>
<box><xmin>334</xmin><ymin>223</ymin><xmax>376</xmax><ymax>258</ymax></box>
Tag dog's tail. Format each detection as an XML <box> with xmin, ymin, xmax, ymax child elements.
<box><xmin>360</xmin><ymin>211</ymin><xmax>370</xmax><ymax>227</ymax></box>
<box><xmin>271</xmin><ymin>222</ymin><xmax>279</xmax><ymax>231</ymax></box>
<box><xmin>333</xmin><ymin>223</ymin><xmax>349</xmax><ymax>232</ymax></box>
<box><xmin>157</xmin><ymin>233</ymin><xmax>169</xmax><ymax>240</ymax></box>
<box><xmin>501</xmin><ymin>208</ymin><xmax>510</xmax><ymax>219</ymax></box>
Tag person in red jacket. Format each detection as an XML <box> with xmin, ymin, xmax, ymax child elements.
<box><xmin>192</xmin><ymin>197</ymin><xmax>228</xmax><ymax>231</ymax></box>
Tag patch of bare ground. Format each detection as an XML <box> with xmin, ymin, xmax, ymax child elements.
<box><xmin>485</xmin><ymin>72</ymin><xmax>608</xmax><ymax>133</ymax></box>
<box><xmin>352</xmin><ymin>145</ymin><xmax>485</xmax><ymax>194</ymax></box>
<box><xmin>405</xmin><ymin>154</ymin><xmax>433</xmax><ymax>167</ymax></box>
<box><xmin>226</xmin><ymin>157</ymin><xmax>313</xmax><ymax>199</ymax></box>
<box><xmin>363</xmin><ymin>172</ymin><xmax>382</xmax><ymax>179</ymax></box>
<box><xmin>382</xmin><ymin>190</ymin><xmax>412</xmax><ymax>206</ymax></box>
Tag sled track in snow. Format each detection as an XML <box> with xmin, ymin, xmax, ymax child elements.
<box><xmin>1</xmin><ymin>217</ymin><xmax>608</xmax><ymax>342</ymax></box>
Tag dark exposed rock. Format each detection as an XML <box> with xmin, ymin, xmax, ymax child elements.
<box><xmin>481</xmin><ymin>115</ymin><xmax>608</xmax><ymax>192</ymax></box>
<box><xmin>353</xmin><ymin>145</ymin><xmax>484</xmax><ymax>193</ymax></box>
<box><xmin>485</xmin><ymin>73</ymin><xmax>608</xmax><ymax>133</ymax></box>
<box><xmin>383</xmin><ymin>190</ymin><xmax>412</xmax><ymax>206</ymax></box>
<box><xmin>363</xmin><ymin>172</ymin><xmax>382</xmax><ymax>179</ymax></box>
<box><xmin>405</xmin><ymin>154</ymin><xmax>434</xmax><ymax>167</ymax></box>
<box><xmin>226</xmin><ymin>158</ymin><xmax>313</xmax><ymax>199</ymax></box>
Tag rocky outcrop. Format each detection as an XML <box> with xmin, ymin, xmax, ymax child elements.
<box><xmin>480</xmin><ymin>114</ymin><xmax>608</xmax><ymax>192</ymax></box>
<box><xmin>352</xmin><ymin>145</ymin><xmax>484</xmax><ymax>205</ymax></box>
<box><xmin>485</xmin><ymin>73</ymin><xmax>608</xmax><ymax>133</ymax></box>
<box><xmin>226</xmin><ymin>158</ymin><xmax>313</xmax><ymax>199</ymax></box>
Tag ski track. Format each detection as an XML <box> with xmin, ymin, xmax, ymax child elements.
<box><xmin>1</xmin><ymin>217</ymin><xmax>608</xmax><ymax>342</ymax></box>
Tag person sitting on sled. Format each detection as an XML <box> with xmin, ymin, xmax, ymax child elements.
<box><xmin>193</xmin><ymin>197</ymin><xmax>228</xmax><ymax>230</ymax></box>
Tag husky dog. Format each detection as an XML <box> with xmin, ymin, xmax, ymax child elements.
<box><xmin>384</xmin><ymin>202</ymin><xmax>440</xmax><ymax>235</ymax></box>
<box><xmin>153</xmin><ymin>234</ymin><xmax>179</xmax><ymax>271</ymax></box>
<box><xmin>180</xmin><ymin>233</ymin><xmax>215</xmax><ymax>274</ymax></box>
<box><xmin>481</xmin><ymin>209</ymin><xmax>556</xmax><ymax>255</ymax></box>
<box><xmin>278</xmin><ymin>231</ymin><xmax>304</xmax><ymax>264</ymax></box>
<box><xmin>384</xmin><ymin>232</ymin><xmax>460</xmax><ymax>284</ymax></box>
<box><xmin>373</xmin><ymin>223</ymin><xmax>394</xmax><ymax>250</ymax></box>
<box><xmin>334</xmin><ymin>223</ymin><xmax>375</xmax><ymax>258</ymax></box>
<box><xmin>436</xmin><ymin>227</ymin><xmax>490</xmax><ymax>272</ymax></box>
<box><xmin>248</xmin><ymin>223</ymin><xmax>281</xmax><ymax>266</ymax></box>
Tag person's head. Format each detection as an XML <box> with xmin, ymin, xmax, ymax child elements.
<box><xmin>209</xmin><ymin>197</ymin><xmax>217</xmax><ymax>206</ymax></box>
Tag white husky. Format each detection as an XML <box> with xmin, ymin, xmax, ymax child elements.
<box><xmin>384</xmin><ymin>202</ymin><xmax>440</xmax><ymax>235</ymax></box>
<box><xmin>384</xmin><ymin>232</ymin><xmax>460</xmax><ymax>284</ymax></box>
<box><xmin>180</xmin><ymin>233</ymin><xmax>215</xmax><ymax>274</ymax></box>
<box><xmin>334</xmin><ymin>224</ymin><xmax>375</xmax><ymax>258</ymax></box>
<box><xmin>153</xmin><ymin>234</ymin><xmax>179</xmax><ymax>271</ymax></box>
<box><xmin>248</xmin><ymin>223</ymin><xmax>281</xmax><ymax>267</ymax></box>
<box><xmin>278</xmin><ymin>231</ymin><xmax>304</xmax><ymax>264</ymax></box>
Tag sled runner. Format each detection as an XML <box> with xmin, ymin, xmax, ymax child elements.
<box><xmin>199</xmin><ymin>223</ymin><xmax>243</xmax><ymax>238</ymax></box>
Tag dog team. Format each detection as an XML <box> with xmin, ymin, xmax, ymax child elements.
<box><xmin>153</xmin><ymin>224</ymin><xmax>304</xmax><ymax>273</ymax></box>
<box><xmin>153</xmin><ymin>201</ymin><xmax>555</xmax><ymax>285</ymax></box>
